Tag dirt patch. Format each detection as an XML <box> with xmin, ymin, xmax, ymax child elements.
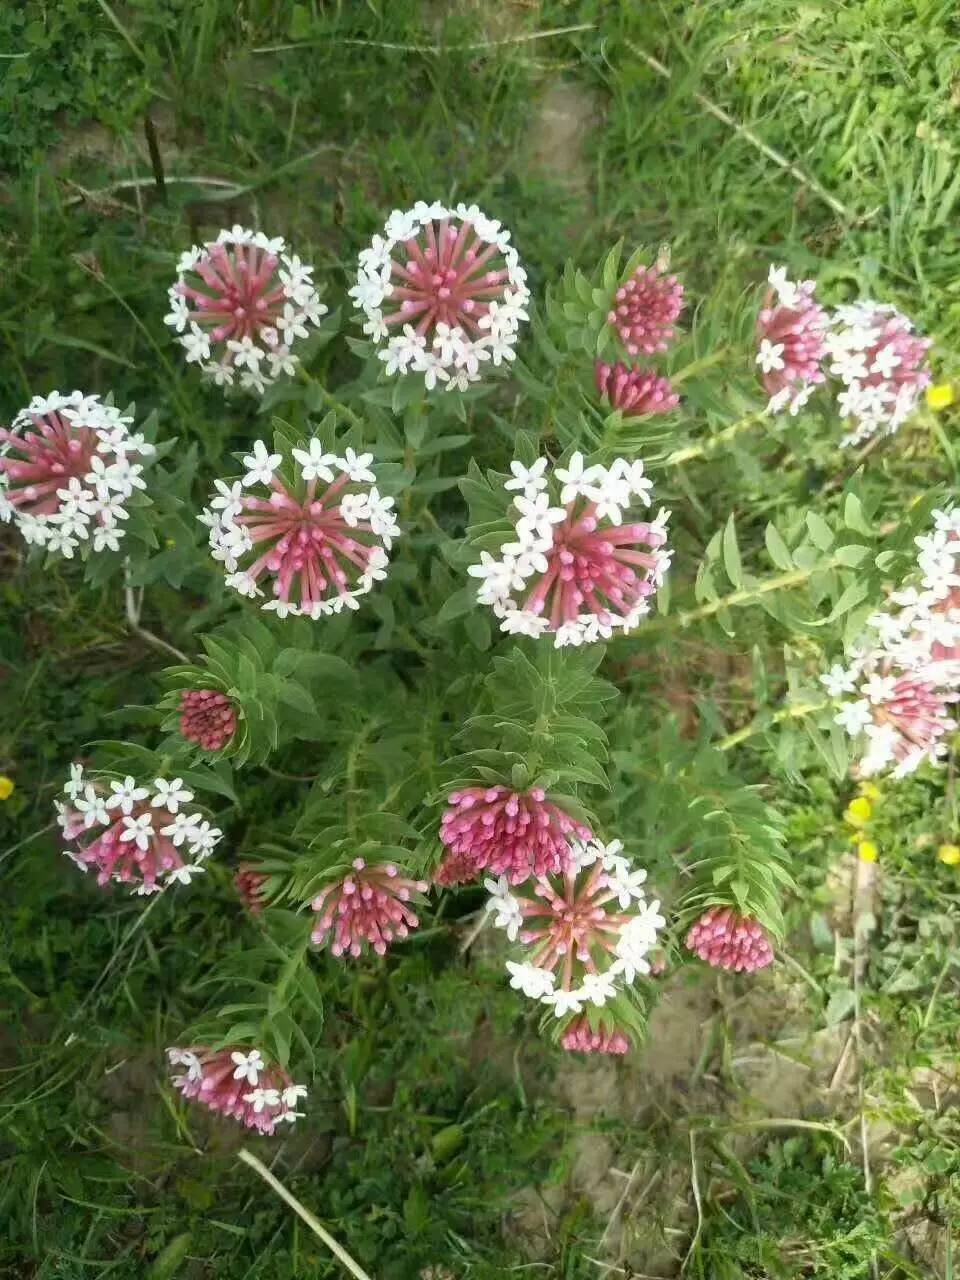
<box><xmin>528</xmin><ymin>80</ymin><xmax>601</xmax><ymax>198</ymax></box>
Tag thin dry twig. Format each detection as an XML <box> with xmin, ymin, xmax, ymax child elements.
<box><xmin>251</xmin><ymin>23</ymin><xmax>595</xmax><ymax>56</ymax></box>
<box><xmin>624</xmin><ymin>40</ymin><xmax>849</xmax><ymax>219</ymax></box>
<box><xmin>124</xmin><ymin>561</ymin><xmax>188</xmax><ymax>663</ymax></box>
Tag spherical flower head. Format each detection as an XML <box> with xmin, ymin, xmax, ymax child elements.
<box><xmin>199</xmin><ymin>437</ymin><xmax>398</xmax><ymax>619</ymax></box>
<box><xmin>235</xmin><ymin>865</ymin><xmax>270</xmax><ymax>915</ymax></box>
<box><xmin>0</xmin><ymin>776</ymin><xmax>14</xmax><ymax>801</ymax></box>
<box><xmin>469</xmin><ymin>452</ymin><xmax>671</xmax><ymax>648</ymax></box>
<box><xmin>606</xmin><ymin>263</ymin><xmax>683</xmax><ymax>357</ymax></box>
<box><xmin>351</xmin><ymin>201</ymin><xmax>530</xmax><ymax>391</ymax></box>
<box><xmin>57</xmin><ymin>765</ymin><xmax>221</xmax><ymax>892</ymax></box>
<box><xmin>0</xmin><ymin>390</ymin><xmax>152</xmax><ymax>558</ymax></box>
<box><xmin>310</xmin><ymin>858</ymin><xmax>429</xmax><ymax>958</ymax></box>
<box><xmin>826</xmin><ymin>300</ymin><xmax>932</xmax><ymax>445</ymax></box>
<box><xmin>756</xmin><ymin>267</ymin><xmax>829</xmax><ymax>416</ymax></box>
<box><xmin>560</xmin><ymin>1017</ymin><xmax>630</xmax><ymax>1056</ymax></box>
<box><xmin>436</xmin><ymin>785</ymin><xmax>591</xmax><ymax>886</ymax></box>
<box><xmin>167</xmin><ymin>1046</ymin><xmax>307</xmax><ymax>1134</ymax></box>
<box><xmin>685</xmin><ymin>907</ymin><xmax>774</xmax><ymax>973</ymax></box>
<box><xmin>490</xmin><ymin>846</ymin><xmax>665</xmax><ymax>1017</ymax></box>
<box><xmin>164</xmin><ymin>228</ymin><xmax>327</xmax><ymax>394</ymax></box>
<box><xmin>179</xmin><ymin>689</ymin><xmax>238</xmax><ymax>752</ymax></box>
<box><xmin>594</xmin><ymin>361</ymin><xmax>679</xmax><ymax>417</ymax></box>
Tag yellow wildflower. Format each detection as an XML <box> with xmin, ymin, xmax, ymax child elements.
<box><xmin>0</xmin><ymin>776</ymin><xmax>14</xmax><ymax>801</ymax></box>
<box><xmin>937</xmin><ymin>843</ymin><xmax>960</xmax><ymax>866</ymax></box>
<box><xmin>926</xmin><ymin>384</ymin><xmax>955</xmax><ymax>411</ymax></box>
<box><xmin>858</xmin><ymin>782</ymin><xmax>881</xmax><ymax>803</ymax></box>
<box><xmin>844</xmin><ymin>796</ymin><xmax>872</xmax><ymax>826</ymax></box>
<box><xmin>857</xmin><ymin>840</ymin><xmax>878</xmax><ymax>863</ymax></box>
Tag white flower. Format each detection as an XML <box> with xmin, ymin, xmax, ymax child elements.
<box><xmin>211</xmin><ymin>480</ymin><xmax>244</xmax><ymax>518</ymax></box>
<box><xmin>542</xmin><ymin>987</ymin><xmax>585</xmax><ymax>1018</ymax></box>
<box><xmin>75</xmin><ymin>785</ymin><xmax>110</xmax><ymax>829</ymax></box>
<box><xmin>862</xmin><ymin>673</ymin><xmax>898</xmax><ymax>705</ymax></box>
<box><xmin>167</xmin><ymin>1048</ymin><xmax>203</xmax><ymax>1082</ymax></box>
<box><xmin>835</xmin><ymin>699</ymin><xmax>874</xmax><ymax>736</ymax></box>
<box><xmin>514</xmin><ymin>492</ymin><xmax>566</xmax><ymax>542</ymax></box>
<box><xmin>281</xmin><ymin>1083</ymin><xmax>309</xmax><ymax>1108</ymax></box>
<box><xmin>820</xmin><ymin>663</ymin><xmax>858</xmax><ymax>697</ymax></box>
<box><xmin>243</xmin><ymin>1087</ymin><xmax>282</xmax><ymax>1114</ymax></box>
<box><xmin>231</xmin><ymin>1050</ymin><xmax>264</xmax><ymax>1085</ymax></box>
<box><xmin>152</xmin><ymin>778</ymin><xmax>194</xmax><ymax>813</ymax></box>
<box><xmin>120</xmin><ymin>812</ymin><xmax>155</xmax><ymax>851</ymax></box>
<box><xmin>580</xmin><ymin>971</ymin><xmax>618</xmax><ymax>1008</ymax></box>
<box><xmin>65</xmin><ymin>763</ymin><xmax>86</xmax><ymax>801</ymax></box>
<box><xmin>106</xmin><ymin>776</ymin><xmax>150</xmax><ymax>815</ymax></box>
<box><xmin>500</xmin><ymin>609</ymin><xmax>551</xmax><ymax>639</ymax></box>
<box><xmin>555</xmin><ymin>452</ymin><xmax>601</xmax><ymax>505</ymax></box>
<box><xmin>339</xmin><ymin>493</ymin><xmax>370</xmax><ymax>527</ymax></box>
<box><xmin>605</xmin><ymin>860</ymin><xmax>648</xmax><ymax>908</ymax></box>
<box><xmin>756</xmin><ymin>338</ymin><xmax>785</xmax><ymax>373</ymax></box>
<box><xmin>166</xmin><ymin>863</ymin><xmax>207</xmax><ymax>886</ymax></box>
<box><xmin>242</xmin><ymin>440</ymin><xmax>282</xmax><ymax>487</ymax></box>
<box><xmin>292</xmin><ymin>439</ymin><xmax>337</xmax><ymax>483</ymax></box>
<box><xmin>504</xmin><ymin>458</ymin><xmax>549</xmax><ymax>500</ymax></box>
<box><xmin>188</xmin><ymin>820</ymin><xmax>222</xmax><ymax>857</ymax></box>
<box><xmin>92</xmin><ymin>525</ymin><xmax>123</xmax><ymax>552</ymax></box>
<box><xmin>338</xmin><ymin>448</ymin><xmax>376</xmax><ymax>484</ymax></box>
<box><xmin>160</xmin><ymin>812</ymin><xmax>202</xmax><ymax>847</ymax></box>
<box><xmin>485</xmin><ymin>876</ymin><xmax>523</xmax><ymax>940</ymax></box>
<box><xmin>505</xmin><ymin>961</ymin><xmax>556</xmax><ymax>999</ymax></box>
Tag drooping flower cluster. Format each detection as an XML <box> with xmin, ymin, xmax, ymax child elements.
<box><xmin>350</xmin><ymin>201</ymin><xmax>530</xmax><ymax>391</ymax></box>
<box><xmin>164</xmin><ymin>226</ymin><xmax>327</xmax><ymax>393</ymax></box>
<box><xmin>594</xmin><ymin>361</ymin><xmax>679</xmax><ymax>417</ymax></box>
<box><xmin>310</xmin><ymin>858</ymin><xmax>429</xmax><ymax>957</ymax></box>
<box><xmin>178</xmin><ymin>689</ymin><xmax>238</xmax><ymax>752</ymax></box>
<box><xmin>561</xmin><ymin>1018</ymin><xmax>630</xmax><ymax>1055</ymax></box>
<box><xmin>823</xmin><ymin>510</ymin><xmax>960</xmax><ymax>776</ymax></box>
<box><xmin>200</xmin><ymin>437</ymin><xmax>398</xmax><ymax>619</ymax></box>
<box><xmin>828</xmin><ymin>302</ymin><xmax>932</xmax><ymax>446</ymax></box>
<box><xmin>755</xmin><ymin>266</ymin><xmax>829</xmax><ymax>416</ymax></box>
<box><xmin>167</xmin><ymin>1047</ymin><xmax>307</xmax><ymax>1134</ymax></box>
<box><xmin>607</xmin><ymin>262</ymin><xmax>684</xmax><ymax>356</ymax></box>
<box><xmin>685</xmin><ymin>907</ymin><xmax>774</xmax><ymax>973</ymax></box>
<box><xmin>235</xmin><ymin>865</ymin><xmax>270</xmax><ymax>915</ymax></box>
<box><xmin>436</xmin><ymin>786</ymin><xmax>591</xmax><ymax>886</ymax></box>
<box><xmin>487</xmin><ymin>838</ymin><xmax>664</xmax><ymax>1021</ymax></box>
<box><xmin>468</xmin><ymin>452</ymin><xmax>671</xmax><ymax>647</ymax></box>
<box><xmin>0</xmin><ymin>391</ymin><xmax>152</xmax><ymax>557</ymax></box>
<box><xmin>57</xmin><ymin>765</ymin><xmax>222</xmax><ymax>893</ymax></box>
<box><xmin>756</xmin><ymin>266</ymin><xmax>931</xmax><ymax>440</ymax></box>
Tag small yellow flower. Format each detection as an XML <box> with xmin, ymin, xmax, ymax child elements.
<box><xmin>0</xmin><ymin>776</ymin><xmax>14</xmax><ymax>801</ymax></box>
<box><xmin>926</xmin><ymin>384</ymin><xmax>955</xmax><ymax>411</ymax></box>
<box><xmin>857</xmin><ymin>840</ymin><xmax>878</xmax><ymax>863</ymax></box>
<box><xmin>844</xmin><ymin>796</ymin><xmax>872</xmax><ymax>826</ymax></box>
<box><xmin>937</xmin><ymin>843</ymin><xmax>960</xmax><ymax>866</ymax></box>
<box><xmin>858</xmin><ymin>782</ymin><xmax>882</xmax><ymax>803</ymax></box>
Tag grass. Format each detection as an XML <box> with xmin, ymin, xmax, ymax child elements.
<box><xmin>2</xmin><ymin>0</ymin><xmax>960</xmax><ymax>1276</ymax></box>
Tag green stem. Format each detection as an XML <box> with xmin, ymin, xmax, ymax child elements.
<box><xmin>717</xmin><ymin>700</ymin><xmax>830</xmax><ymax>751</ymax></box>
<box><xmin>644</xmin><ymin>563</ymin><xmax>821</xmax><ymax>634</ymax></box>
<box><xmin>665</xmin><ymin>410</ymin><xmax>766</xmax><ymax>466</ymax></box>
<box><xmin>297</xmin><ymin>368</ymin><xmax>366</xmax><ymax>430</ymax></box>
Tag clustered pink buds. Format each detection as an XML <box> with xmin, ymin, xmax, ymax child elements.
<box><xmin>235</xmin><ymin>865</ymin><xmax>270</xmax><ymax>915</ymax></box>
<box><xmin>755</xmin><ymin>266</ymin><xmax>829</xmax><ymax>416</ymax></box>
<box><xmin>178</xmin><ymin>689</ymin><xmax>238</xmax><ymax>752</ymax></box>
<box><xmin>607</xmin><ymin>263</ymin><xmax>684</xmax><ymax>357</ymax></box>
<box><xmin>685</xmin><ymin>907</ymin><xmax>774</xmax><ymax>973</ymax></box>
<box><xmin>57</xmin><ymin>765</ymin><xmax>221</xmax><ymax>893</ymax></box>
<box><xmin>0</xmin><ymin>390</ymin><xmax>152</xmax><ymax>557</ymax></box>
<box><xmin>436</xmin><ymin>786</ymin><xmax>591</xmax><ymax>886</ymax></box>
<box><xmin>351</xmin><ymin>201</ymin><xmax>530</xmax><ymax>392</ymax></box>
<box><xmin>469</xmin><ymin>452</ymin><xmax>671</xmax><ymax>647</ymax></box>
<box><xmin>311</xmin><ymin>858</ymin><xmax>429</xmax><ymax>958</ymax></box>
<box><xmin>594</xmin><ymin>361</ymin><xmax>679</xmax><ymax>417</ymax></box>
<box><xmin>561</xmin><ymin>1018</ymin><xmax>630</xmax><ymax>1056</ymax></box>
<box><xmin>164</xmin><ymin>227</ymin><xmax>327</xmax><ymax>393</ymax></box>
<box><xmin>167</xmin><ymin>1047</ymin><xmax>307</xmax><ymax>1134</ymax></box>
<box><xmin>200</xmin><ymin>437</ymin><xmax>398</xmax><ymax>619</ymax></box>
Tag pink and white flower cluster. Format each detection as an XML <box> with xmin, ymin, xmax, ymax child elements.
<box><xmin>486</xmin><ymin>837</ymin><xmax>665</xmax><ymax>1021</ymax></box>
<box><xmin>0</xmin><ymin>391</ymin><xmax>152</xmax><ymax>558</ymax></box>
<box><xmin>468</xmin><ymin>452</ymin><xmax>671</xmax><ymax>647</ymax></box>
<box><xmin>200</xmin><ymin>437</ymin><xmax>398</xmax><ymax>619</ymax></box>
<box><xmin>57</xmin><ymin>764</ymin><xmax>222</xmax><ymax>893</ymax></box>
<box><xmin>823</xmin><ymin>510</ymin><xmax>960</xmax><ymax>776</ymax></box>
<box><xmin>164</xmin><ymin>226</ymin><xmax>327</xmax><ymax>393</ymax></box>
<box><xmin>757</xmin><ymin>266</ymin><xmax>931</xmax><ymax>441</ymax></box>
<box><xmin>350</xmin><ymin>202</ymin><xmax>530</xmax><ymax>392</ymax></box>
<box><xmin>167</xmin><ymin>1047</ymin><xmax>307</xmax><ymax>1134</ymax></box>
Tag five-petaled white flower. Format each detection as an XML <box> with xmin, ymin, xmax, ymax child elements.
<box><xmin>120</xmin><ymin>812</ymin><xmax>155</xmax><ymax>851</ymax></box>
<box><xmin>242</xmin><ymin>440</ymin><xmax>282</xmax><ymax>487</ymax></box>
<box><xmin>152</xmin><ymin>778</ymin><xmax>194</xmax><ymax>813</ymax></box>
<box><xmin>292</xmin><ymin>439</ymin><xmax>337</xmax><ymax>482</ymax></box>
<box><xmin>106</xmin><ymin>776</ymin><xmax>150</xmax><ymax>815</ymax></box>
<box><xmin>231</xmin><ymin>1050</ymin><xmax>264</xmax><ymax>1085</ymax></box>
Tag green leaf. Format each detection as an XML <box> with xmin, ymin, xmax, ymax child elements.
<box><xmin>722</xmin><ymin>515</ymin><xmax>743</xmax><ymax>588</ymax></box>
<box><xmin>806</xmin><ymin>511</ymin><xmax>835</xmax><ymax>551</ymax></box>
<box><xmin>436</xmin><ymin>586</ymin><xmax>477</xmax><ymax>624</ymax></box>
<box><xmin>764</xmin><ymin>523</ymin><xmax>794</xmax><ymax>571</ymax></box>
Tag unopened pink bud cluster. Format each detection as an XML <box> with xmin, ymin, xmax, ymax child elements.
<box><xmin>594</xmin><ymin>361</ymin><xmax>679</xmax><ymax>418</ymax></box>
<box><xmin>685</xmin><ymin>906</ymin><xmax>774</xmax><ymax>973</ymax></box>
<box><xmin>167</xmin><ymin>1047</ymin><xmax>307</xmax><ymax>1134</ymax></box>
<box><xmin>561</xmin><ymin>1018</ymin><xmax>629</xmax><ymax>1055</ymax></box>
<box><xmin>597</xmin><ymin>261</ymin><xmax>684</xmax><ymax>419</ymax></box>
<box><xmin>311</xmin><ymin>858</ymin><xmax>429</xmax><ymax>957</ymax></box>
<box><xmin>179</xmin><ymin>689</ymin><xmax>237</xmax><ymax>752</ymax></box>
<box><xmin>436</xmin><ymin>786</ymin><xmax>591</xmax><ymax>886</ymax></box>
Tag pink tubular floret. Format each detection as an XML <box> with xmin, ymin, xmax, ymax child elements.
<box><xmin>179</xmin><ymin>689</ymin><xmax>238</xmax><ymax>752</ymax></box>
<box><xmin>594</xmin><ymin>361</ymin><xmax>679</xmax><ymax>417</ymax></box>
<box><xmin>310</xmin><ymin>858</ymin><xmax>429</xmax><ymax>958</ymax></box>
<box><xmin>685</xmin><ymin>907</ymin><xmax>774</xmax><ymax>973</ymax></box>
<box><xmin>561</xmin><ymin>1018</ymin><xmax>630</xmax><ymax>1055</ymax></box>
<box><xmin>607</xmin><ymin>264</ymin><xmax>684</xmax><ymax>357</ymax></box>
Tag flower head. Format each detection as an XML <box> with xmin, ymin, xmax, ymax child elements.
<box><xmin>560</xmin><ymin>1018</ymin><xmax>630</xmax><ymax>1055</ymax></box>
<box><xmin>435</xmin><ymin>786</ymin><xmax>591</xmax><ymax>886</ymax></box>
<box><xmin>179</xmin><ymin>689</ymin><xmax>238</xmax><ymax>752</ymax></box>
<box><xmin>310</xmin><ymin>858</ymin><xmax>429</xmax><ymax>958</ymax></box>
<box><xmin>826</xmin><ymin>301</ymin><xmax>931</xmax><ymax>445</ymax></box>
<box><xmin>167</xmin><ymin>1046</ymin><xmax>306</xmax><ymax>1134</ymax></box>
<box><xmin>756</xmin><ymin>267</ymin><xmax>829</xmax><ymax>415</ymax></box>
<box><xmin>594</xmin><ymin>361</ymin><xmax>679</xmax><ymax>417</ymax></box>
<box><xmin>469</xmin><ymin>453</ymin><xmax>670</xmax><ymax>648</ymax></box>
<box><xmin>0</xmin><ymin>391</ymin><xmax>152</xmax><ymax>557</ymax></box>
<box><xmin>235</xmin><ymin>864</ymin><xmax>270</xmax><ymax>915</ymax></box>
<box><xmin>351</xmin><ymin>201</ymin><xmax>530</xmax><ymax>391</ymax></box>
<box><xmin>164</xmin><ymin>228</ymin><xmax>327</xmax><ymax>393</ymax></box>
<box><xmin>685</xmin><ymin>907</ymin><xmax>774</xmax><ymax>973</ymax></box>
<box><xmin>606</xmin><ymin>263</ymin><xmax>683</xmax><ymax>357</ymax></box>
<box><xmin>200</xmin><ymin>436</ymin><xmax>397</xmax><ymax>619</ymax></box>
<box><xmin>488</xmin><ymin>849</ymin><xmax>664</xmax><ymax>1016</ymax></box>
<box><xmin>58</xmin><ymin>765</ymin><xmax>220</xmax><ymax>892</ymax></box>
